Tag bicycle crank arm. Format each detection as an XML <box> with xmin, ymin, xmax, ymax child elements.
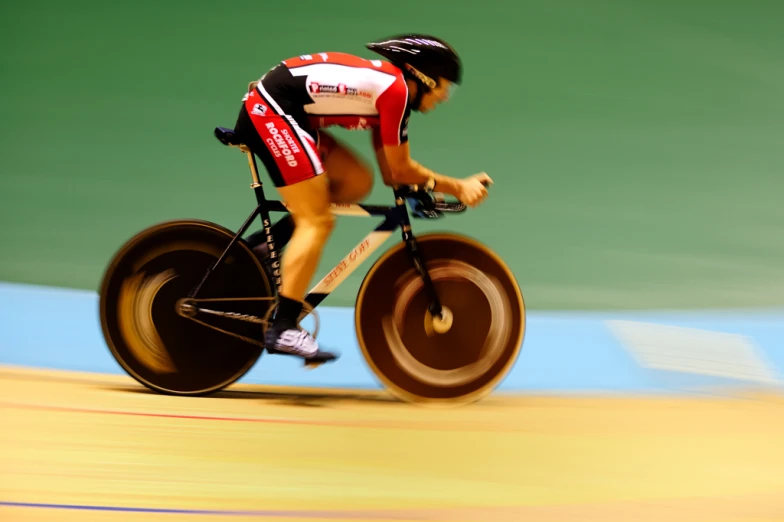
<box><xmin>177</xmin><ymin>300</ymin><xmax>268</xmax><ymax>325</ymax></box>
<box><xmin>175</xmin><ymin>297</ymin><xmax>321</xmax><ymax>340</ymax></box>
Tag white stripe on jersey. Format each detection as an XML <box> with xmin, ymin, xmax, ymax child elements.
<box><xmin>395</xmin><ymin>81</ymin><xmax>409</xmax><ymax>138</ymax></box>
<box><xmin>290</xmin><ymin>121</ymin><xmax>323</xmax><ymax>172</ymax></box>
<box><xmin>257</xmin><ymin>82</ymin><xmax>287</xmax><ymax>114</ymax></box>
<box><xmin>287</xmin><ymin>63</ymin><xmax>398</xmax><ymax>117</ymax></box>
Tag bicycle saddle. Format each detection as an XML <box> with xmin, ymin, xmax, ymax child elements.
<box><xmin>214</xmin><ymin>127</ymin><xmax>246</xmax><ymax>148</ymax></box>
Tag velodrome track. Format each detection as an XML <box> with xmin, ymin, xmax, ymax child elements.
<box><xmin>1</xmin><ymin>283</ymin><xmax>783</xmax><ymax>521</ymax></box>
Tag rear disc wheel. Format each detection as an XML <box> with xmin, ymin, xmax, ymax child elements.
<box><xmin>98</xmin><ymin>220</ymin><xmax>275</xmax><ymax>396</ymax></box>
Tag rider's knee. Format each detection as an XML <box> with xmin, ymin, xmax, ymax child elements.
<box><xmin>332</xmin><ymin>169</ymin><xmax>372</xmax><ymax>203</ymax></box>
<box><xmin>319</xmin><ymin>132</ymin><xmax>374</xmax><ymax>204</ymax></box>
<box><xmin>353</xmin><ymin>168</ymin><xmax>374</xmax><ymax>200</ymax></box>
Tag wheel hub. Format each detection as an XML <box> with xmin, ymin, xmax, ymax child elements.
<box><xmin>426</xmin><ymin>306</ymin><xmax>453</xmax><ymax>335</ymax></box>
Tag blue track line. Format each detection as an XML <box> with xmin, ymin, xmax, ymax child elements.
<box><xmin>0</xmin><ymin>500</ymin><xmax>424</xmax><ymax>520</ymax></box>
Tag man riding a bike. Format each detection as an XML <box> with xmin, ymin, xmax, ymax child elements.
<box><xmin>231</xmin><ymin>34</ymin><xmax>493</xmax><ymax>364</ymax></box>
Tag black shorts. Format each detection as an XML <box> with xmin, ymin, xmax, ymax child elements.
<box><xmin>233</xmin><ymin>64</ymin><xmax>324</xmax><ymax>187</ymax></box>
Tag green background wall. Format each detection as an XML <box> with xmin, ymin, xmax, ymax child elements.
<box><xmin>2</xmin><ymin>0</ymin><xmax>783</xmax><ymax>310</ymax></box>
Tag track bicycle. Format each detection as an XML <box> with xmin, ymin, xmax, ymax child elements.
<box><xmin>98</xmin><ymin>126</ymin><xmax>527</xmax><ymax>405</ymax></box>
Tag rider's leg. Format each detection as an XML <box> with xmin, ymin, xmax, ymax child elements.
<box><xmin>231</xmin><ymin>83</ymin><xmax>338</xmax><ymax>361</ymax></box>
<box><xmin>263</xmin><ymin>136</ymin><xmax>370</xmax><ymax>357</ymax></box>
<box><xmin>264</xmin><ymin>173</ymin><xmax>338</xmax><ymax>360</ymax></box>
<box><xmin>263</xmin><ymin>134</ymin><xmax>370</xmax><ymax>342</ymax></box>
<box><xmin>247</xmin><ymin>132</ymin><xmax>372</xmax><ymax>259</ymax></box>
<box><xmin>276</xmin><ymin>174</ymin><xmax>335</xmax><ymax>303</ymax></box>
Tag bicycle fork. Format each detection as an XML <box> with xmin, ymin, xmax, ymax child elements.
<box><xmin>395</xmin><ymin>197</ymin><xmax>445</xmax><ymax>321</ymax></box>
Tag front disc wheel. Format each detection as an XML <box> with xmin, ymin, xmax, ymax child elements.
<box><xmin>354</xmin><ymin>233</ymin><xmax>526</xmax><ymax>406</ymax></box>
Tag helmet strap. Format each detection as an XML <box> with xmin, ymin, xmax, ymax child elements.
<box><xmin>403</xmin><ymin>65</ymin><xmax>435</xmax><ymax>112</ymax></box>
<box><xmin>405</xmin><ymin>64</ymin><xmax>437</xmax><ymax>89</ymax></box>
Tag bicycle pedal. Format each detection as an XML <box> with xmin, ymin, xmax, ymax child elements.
<box><xmin>304</xmin><ymin>360</ymin><xmax>325</xmax><ymax>370</ymax></box>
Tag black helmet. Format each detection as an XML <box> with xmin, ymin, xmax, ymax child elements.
<box><xmin>366</xmin><ymin>34</ymin><xmax>462</xmax><ymax>87</ymax></box>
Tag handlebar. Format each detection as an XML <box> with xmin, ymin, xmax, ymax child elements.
<box><xmin>395</xmin><ymin>181</ymin><xmax>490</xmax><ymax>219</ymax></box>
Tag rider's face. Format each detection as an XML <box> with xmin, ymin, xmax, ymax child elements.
<box><xmin>418</xmin><ymin>79</ymin><xmax>455</xmax><ymax>113</ymax></box>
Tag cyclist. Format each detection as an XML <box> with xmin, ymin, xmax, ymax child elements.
<box><xmin>231</xmin><ymin>34</ymin><xmax>493</xmax><ymax>364</ymax></box>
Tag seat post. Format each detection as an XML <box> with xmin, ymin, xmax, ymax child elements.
<box><xmin>241</xmin><ymin>145</ymin><xmax>262</xmax><ymax>188</ymax></box>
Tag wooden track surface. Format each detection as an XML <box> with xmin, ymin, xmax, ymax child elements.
<box><xmin>1</xmin><ymin>365</ymin><xmax>783</xmax><ymax>521</ymax></box>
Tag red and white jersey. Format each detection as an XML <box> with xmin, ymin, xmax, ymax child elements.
<box><xmin>280</xmin><ymin>52</ymin><xmax>411</xmax><ymax>146</ymax></box>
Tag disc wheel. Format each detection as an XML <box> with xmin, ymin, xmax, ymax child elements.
<box><xmin>355</xmin><ymin>233</ymin><xmax>526</xmax><ymax>406</ymax></box>
<box><xmin>98</xmin><ymin>219</ymin><xmax>275</xmax><ymax>396</ymax></box>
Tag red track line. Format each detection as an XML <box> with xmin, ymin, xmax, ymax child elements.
<box><xmin>0</xmin><ymin>401</ymin><xmax>505</xmax><ymax>432</ymax></box>
<box><xmin>0</xmin><ymin>401</ymin><xmax>364</xmax><ymax>427</ymax></box>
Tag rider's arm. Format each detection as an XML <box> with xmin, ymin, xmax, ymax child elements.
<box><xmin>373</xmin><ymin>77</ymin><xmax>464</xmax><ymax>196</ymax></box>
<box><xmin>371</xmin><ymin>127</ymin><xmax>396</xmax><ymax>186</ymax></box>
<box><xmin>381</xmin><ymin>140</ymin><xmax>462</xmax><ymax>196</ymax></box>
<box><xmin>371</xmin><ymin>123</ymin><xmax>462</xmax><ymax>196</ymax></box>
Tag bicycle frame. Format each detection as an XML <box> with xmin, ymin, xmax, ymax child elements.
<box><xmin>189</xmin><ymin>147</ymin><xmax>445</xmax><ymax>318</ymax></box>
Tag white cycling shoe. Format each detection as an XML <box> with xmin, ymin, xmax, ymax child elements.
<box><xmin>264</xmin><ymin>326</ymin><xmax>339</xmax><ymax>365</ymax></box>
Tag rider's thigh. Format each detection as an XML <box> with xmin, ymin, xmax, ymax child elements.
<box><xmin>319</xmin><ymin>131</ymin><xmax>374</xmax><ymax>204</ymax></box>
<box><xmin>277</xmin><ymin>174</ymin><xmax>335</xmax><ymax>233</ymax></box>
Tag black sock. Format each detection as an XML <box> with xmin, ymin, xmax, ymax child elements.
<box><xmin>273</xmin><ymin>295</ymin><xmax>303</xmax><ymax>330</ymax></box>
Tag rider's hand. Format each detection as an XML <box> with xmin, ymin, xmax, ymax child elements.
<box><xmin>457</xmin><ymin>173</ymin><xmax>493</xmax><ymax>207</ymax></box>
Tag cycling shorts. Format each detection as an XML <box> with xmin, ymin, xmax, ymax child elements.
<box><xmin>233</xmin><ymin>65</ymin><xmax>324</xmax><ymax>188</ymax></box>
